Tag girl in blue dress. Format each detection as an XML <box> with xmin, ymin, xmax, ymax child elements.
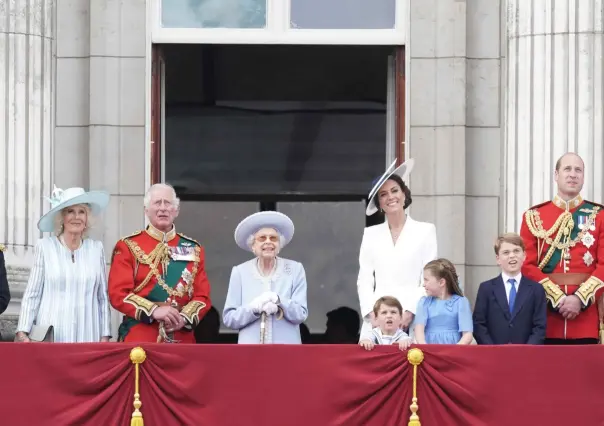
<box><xmin>414</xmin><ymin>258</ymin><xmax>473</xmax><ymax>345</ymax></box>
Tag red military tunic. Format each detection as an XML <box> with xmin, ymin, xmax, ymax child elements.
<box><xmin>520</xmin><ymin>194</ymin><xmax>604</xmax><ymax>340</ymax></box>
<box><xmin>108</xmin><ymin>224</ymin><xmax>212</xmax><ymax>343</ymax></box>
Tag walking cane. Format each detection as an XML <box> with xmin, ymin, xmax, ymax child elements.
<box><xmin>260</xmin><ymin>312</ymin><xmax>267</xmax><ymax>344</ymax></box>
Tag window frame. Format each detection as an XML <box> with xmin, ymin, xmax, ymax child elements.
<box><xmin>151</xmin><ymin>0</ymin><xmax>408</xmax><ymax>45</ymax></box>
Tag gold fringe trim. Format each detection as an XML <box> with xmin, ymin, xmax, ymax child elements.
<box><xmin>407</xmin><ymin>348</ymin><xmax>424</xmax><ymax>426</ymax></box>
<box><xmin>130</xmin><ymin>347</ymin><xmax>147</xmax><ymax>426</ymax></box>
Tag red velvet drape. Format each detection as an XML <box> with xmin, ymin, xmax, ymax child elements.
<box><xmin>1</xmin><ymin>343</ymin><xmax>604</xmax><ymax>426</ymax></box>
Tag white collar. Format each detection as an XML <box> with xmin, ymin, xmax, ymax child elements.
<box><xmin>371</xmin><ymin>328</ymin><xmax>406</xmax><ymax>343</ymax></box>
<box><xmin>501</xmin><ymin>272</ymin><xmax>522</xmax><ymax>285</ymax></box>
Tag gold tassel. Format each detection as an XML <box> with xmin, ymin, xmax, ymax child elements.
<box><xmin>130</xmin><ymin>347</ymin><xmax>147</xmax><ymax>426</ymax></box>
<box><xmin>407</xmin><ymin>348</ymin><xmax>424</xmax><ymax>426</ymax></box>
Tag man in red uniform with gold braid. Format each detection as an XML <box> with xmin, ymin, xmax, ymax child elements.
<box><xmin>520</xmin><ymin>153</ymin><xmax>604</xmax><ymax>344</ymax></box>
<box><xmin>108</xmin><ymin>183</ymin><xmax>212</xmax><ymax>343</ymax></box>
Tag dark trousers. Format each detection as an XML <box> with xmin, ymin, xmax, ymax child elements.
<box><xmin>545</xmin><ymin>338</ymin><xmax>599</xmax><ymax>345</ymax></box>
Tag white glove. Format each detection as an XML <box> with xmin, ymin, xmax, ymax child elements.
<box><xmin>262</xmin><ymin>301</ymin><xmax>279</xmax><ymax>315</ymax></box>
<box><xmin>249</xmin><ymin>295</ymin><xmax>266</xmax><ymax>314</ymax></box>
<box><xmin>261</xmin><ymin>291</ymin><xmax>279</xmax><ymax>304</ymax></box>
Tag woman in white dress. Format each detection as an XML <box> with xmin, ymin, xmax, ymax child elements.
<box><xmin>357</xmin><ymin>159</ymin><xmax>438</xmax><ymax>339</ymax></box>
<box><xmin>15</xmin><ymin>186</ymin><xmax>112</xmax><ymax>343</ymax></box>
<box><xmin>223</xmin><ymin>211</ymin><xmax>308</xmax><ymax>344</ymax></box>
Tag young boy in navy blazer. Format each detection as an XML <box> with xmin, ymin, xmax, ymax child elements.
<box><xmin>473</xmin><ymin>233</ymin><xmax>547</xmax><ymax>344</ymax></box>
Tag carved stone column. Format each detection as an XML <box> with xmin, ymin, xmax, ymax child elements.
<box><xmin>0</xmin><ymin>0</ymin><xmax>54</xmax><ymax>339</ymax></box>
<box><xmin>504</xmin><ymin>0</ymin><xmax>604</xmax><ymax>231</ymax></box>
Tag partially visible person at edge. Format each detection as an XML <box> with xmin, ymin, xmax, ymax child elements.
<box><xmin>520</xmin><ymin>152</ymin><xmax>604</xmax><ymax>345</ymax></box>
<box><xmin>223</xmin><ymin>211</ymin><xmax>308</xmax><ymax>344</ymax></box>
<box><xmin>108</xmin><ymin>183</ymin><xmax>212</xmax><ymax>343</ymax></box>
<box><xmin>0</xmin><ymin>243</ymin><xmax>11</xmax><ymax>341</ymax></box>
<box><xmin>356</xmin><ymin>159</ymin><xmax>438</xmax><ymax>339</ymax></box>
<box><xmin>16</xmin><ymin>186</ymin><xmax>112</xmax><ymax>343</ymax></box>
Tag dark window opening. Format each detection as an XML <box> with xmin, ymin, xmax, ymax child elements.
<box><xmin>164</xmin><ymin>44</ymin><xmax>390</xmax><ymax>202</ymax></box>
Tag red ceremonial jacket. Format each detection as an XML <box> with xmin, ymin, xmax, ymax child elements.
<box><xmin>108</xmin><ymin>224</ymin><xmax>212</xmax><ymax>343</ymax></box>
<box><xmin>520</xmin><ymin>195</ymin><xmax>604</xmax><ymax>340</ymax></box>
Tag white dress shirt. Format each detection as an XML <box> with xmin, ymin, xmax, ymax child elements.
<box><xmin>501</xmin><ymin>272</ymin><xmax>522</xmax><ymax>303</ymax></box>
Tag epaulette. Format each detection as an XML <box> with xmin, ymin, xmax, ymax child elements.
<box><xmin>178</xmin><ymin>233</ymin><xmax>201</xmax><ymax>246</ymax></box>
<box><xmin>120</xmin><ymin>230</ymin><xmax>143</xmax><ymax>241</ymax></box>
<box><xmin>0</xmin><ymin>244</ymin><xmax>5</xmax><ymax>252</ymax></box>
<box><xmin>526</xmin><ymin>200</ymin><xmax>551</xmax><ymax>211</ymax></box>
<box><xmin>583</xmin><ymin>200</ymin><xmax>604</xmax><ymax>210</ymax></box>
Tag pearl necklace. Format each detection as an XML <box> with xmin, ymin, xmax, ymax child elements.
<box><xmin>256</xmin><ymin>258</ymin><xmax>277</xmax><ymax>277</ymax></box>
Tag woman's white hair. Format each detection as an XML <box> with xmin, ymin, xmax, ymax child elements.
<box><xmin>246</xmin><ymin>227</ymin><xmax>286</xmax><ymax>253</ymax></box>
<box><xmin>53</xmin><ymin>204</ymin><xmax>94</xmax><ymax>238</ymax></box>
<box><xmin>144</xmin><ymin>183</ymin><xmax>181</xmax><ymax>209</ymax></box>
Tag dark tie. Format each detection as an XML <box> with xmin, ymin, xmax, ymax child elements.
<box><xmin>508</xmin><ymin>278</ymin><xmax>517</xmax><ymax>313</ymax></box>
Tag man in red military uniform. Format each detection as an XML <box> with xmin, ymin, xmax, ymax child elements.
<box><xmin>520</xmin><ymin>152</ymin><xmax>604</xmax><ymax>344</ymax></box>
<box><xmin>108</xmin><ymin>183</ymin><xmax>212</xmax><ymax>343</ymax></box>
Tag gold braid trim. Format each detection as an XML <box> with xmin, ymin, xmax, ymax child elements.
<box><xmin>575</xmin><ymin>276</ymin><xmax>604</xmax><ymax>307</ymax></box>
<box><xmin>539</xmin><ymin>278</ymin><xmax>566</xmax><ymax>308</ymax></box>
<box><xmin>123</xmin><ymin>239</ymin><xmax>199</xmax><ymax>298</ymax></box>
<box><xmin>180</xmin><ymin>301</ymin><xmax>207</xmax><ymax>326</ymax></box>
<box><xmin>524</xmin><ymin>207</ymin><xmax>599</xmax><ymax>269</ymax></box>
<box><xmin>0</xmin><ymin>244</ymin><xmax>5</xmax><ymax>252</ymax></box>
<box><xmin>124</xmin><ymin>294</ymin><xmax>158</xmax><ymax>320</ymax></box>
<box><xmin>124</xmin><ymin>239</ymin><xmax>171</xmax><ymax>293</ymax></box>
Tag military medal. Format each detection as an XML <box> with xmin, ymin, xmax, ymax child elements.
<box><xmin>181</xmin><ymin>269</ymin><xmax>193</xmax><ymax>284</ymax></box>
<box><xmin>583</xmin><ymin>251</ymin><xmax>594</xmax><ymax>267</ymax></box>
<box><xmin>582</xmin><ymin>232</ymin><xmax>595</xmax><ymax>248</ymax></box>
<box><xmin>170</xmin><ymin>246</ymin><xmax>196</xmax><ymax>261</ymax></box>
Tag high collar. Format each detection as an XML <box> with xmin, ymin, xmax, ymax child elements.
<box><xmin>552</xmin><ymin>194</ymin><xmax>583</xmax><ymax>211</ymax></box>
<box><xmin>145</xmin><ymin>224</ymin><xmax>177</xmax><ymax>242</ymax></box>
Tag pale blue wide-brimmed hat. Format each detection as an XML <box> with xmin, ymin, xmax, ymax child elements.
<box><xmin>366</xmin><ymin>158</ymin><xmax>415</xmax><ymax>216</ymax></box>
<box><xmin>37</xmin><ymin>185</ymin><xmax>110</xmax><ymax>232</ymax></box>
<box><xmin>234</xmin><ymin>211</ymin><xmax>295</xmax><ymax>251</ymax></box>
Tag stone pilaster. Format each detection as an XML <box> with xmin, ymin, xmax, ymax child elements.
<box><xmin>408</xmin><ymin>0</ymin><xmax>505</xmax><ymax>304</ymax></box>
<box><xmin>0</xmin><ymin>0</ymin><xmax>55</xmax><ymax>339</ymax></box>
<box><xmin>408</xmin><ymin>0</ymin><xmax>468</xmax><ymax>289</ymax></box>
<box><xmin>504</xmin><ymin>0</ymin><xmax>604</xmax><ymax>232</ymax></box>
<box><xmin>464</xmin><ymin>0</ymin><xmax>504</xmax><ymax>299</ymax></box>
<box><xmin>87</xmin><ymin>0</ymin><xmax>148</xmax><ymax>339</ymax></box>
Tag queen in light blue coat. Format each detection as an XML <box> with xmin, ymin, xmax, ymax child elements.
<box><xmin>223</xmin><ymin>211</ymin><xmax>308</xmax><ymax>344</ymax></box>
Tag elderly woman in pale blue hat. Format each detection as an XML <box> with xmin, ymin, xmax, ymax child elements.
<box><xmin>223</xmin><ymin>211</ymin><xmax>309</xmax><ymax>344</ymax></box>
<box><xmin>15</xmin><ymin>186</ymin><xmax>113</xmax><ymax>343</ymax></box>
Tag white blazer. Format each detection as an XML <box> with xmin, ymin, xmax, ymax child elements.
<box><xmin>356</xmin><ymin>216</ymin><xmax>438</xmax><ymax>318</ymax></box>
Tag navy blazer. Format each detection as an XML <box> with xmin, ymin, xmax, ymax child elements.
<box><xmin>472</xmin><ymin>275</ymin><xmax>546</xmax><ymax>345</ymax></box>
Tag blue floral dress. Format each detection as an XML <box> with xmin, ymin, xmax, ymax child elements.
<box><xmin>414</xmin><ymin>295</ymin><xmax>473</xmax><ymax>344</ymax></box>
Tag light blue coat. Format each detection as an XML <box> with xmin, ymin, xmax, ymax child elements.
<box><xmin>223</xmin><ymin>257</ymin><xmax>308</xmax><ymax>344</ymax></box>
